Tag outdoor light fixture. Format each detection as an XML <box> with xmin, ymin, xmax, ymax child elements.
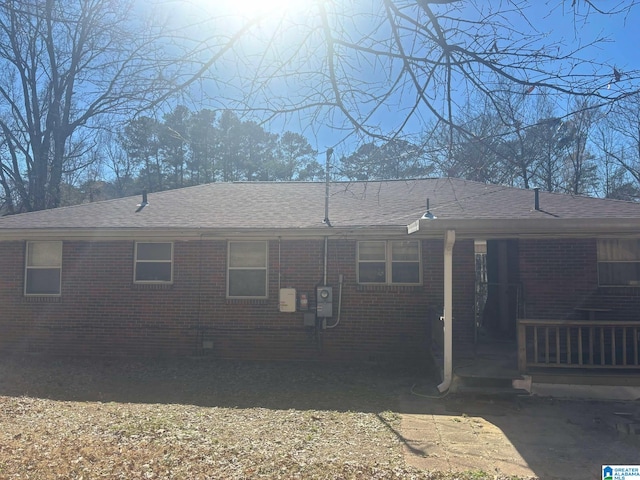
<box><xmin>422</xmin><ymin>198</ymin><xmax>436</xmax><ymax>219</ymax></box>
<box><xmin>135</xmin><ymin>191</ymin><xmax>149</xmax><ymax>213</ymax></box>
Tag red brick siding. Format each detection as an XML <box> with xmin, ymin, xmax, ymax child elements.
<box><xmin>519</xmin><ymin>238</ymin><xmax>596</xmax><ymax>319</ymax></box>
<box><xmin>519</xmin><ymin>238</ymin><xmax>640</xmax><ymax>321</ymax></box>
<box><xmin>0</xmin><ymin>238</ymin><xmax>476</xmax><ymax>362</ymax></box>
<box><xmin>451</xmin><ymin>239</ymin><xmax>476</xmax><ymax>348</ymax></box>
<box><xmin>0</xmin><ymin>242</ymin><xmax>29</xmax><ymax>351</ymax></box>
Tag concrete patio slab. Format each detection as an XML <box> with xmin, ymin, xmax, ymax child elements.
<box><xmin>399</xmin><ymin>389</ymin><xmax>640</xmax><ymax>479</ymax></box>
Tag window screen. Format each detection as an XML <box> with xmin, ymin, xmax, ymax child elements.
<box><xmin>25</xmin><ymin>241</ymin><xmax>62</xmax><ymax>295</ymax></box>
<box><xmin>135</xmin><ymin>242</ymin><xmax>173</xmax><ymax>282</ymax></box>
<box><xmin>228</xmin><ymin>241</ymin><xmax>268</xmax><ymax>297</ymax></box>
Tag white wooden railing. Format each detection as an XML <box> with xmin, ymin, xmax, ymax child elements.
<box><xmin>517</xmin><ymin>319</ymin><xmax>640</xmax><ymax>372</ymax></box>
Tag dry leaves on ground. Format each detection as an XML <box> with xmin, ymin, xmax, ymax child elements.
<box><xmin>0</xmin><ymin>356</ymin><xmax>524</xmax><ymax>479</ymax></box>
<box><xmin>0</xmin><ymin>356</ymin><xmax>401</xmax><ymax>479</ymax></box>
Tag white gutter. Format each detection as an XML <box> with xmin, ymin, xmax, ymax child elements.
<box><xmin>437</xmin><ymin>229</ymin><xmax>456</xmax><ymax>393</ymax></box>
<box><xmin>408</xmin><ymin>217</ymin><xmax>640</xmax><ymax>238</ymax></box>
<box><xmin>0</xmin><ymin>226</ymin><xmax>413</xmax><ymax>242</ymax></box>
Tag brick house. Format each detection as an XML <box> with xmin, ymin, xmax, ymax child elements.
<box><xmin>1</xmin><ymin>178</ymin><xmax>639</xmax><ymax>388</ymax></box>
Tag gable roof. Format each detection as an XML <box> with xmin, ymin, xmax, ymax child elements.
<box><xmin>1</xmin><ymin>178</ymin><xmax>639</xmax><ymax>238</ymax></box>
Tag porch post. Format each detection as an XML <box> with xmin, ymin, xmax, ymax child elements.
<box><xmin>438</xmin><ymin>229</ymin><xmax>456</xmax><ymax>393</ymax></box>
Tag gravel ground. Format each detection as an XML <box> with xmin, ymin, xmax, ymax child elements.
<box><xmin>0</xmin><ymin>355</ymin><xmax>523</xmax><ymax>479</ymax></box>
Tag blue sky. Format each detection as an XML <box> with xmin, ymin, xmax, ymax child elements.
<box><xmin>152</xmin><ymin>1</ymin><xmax>640</xmax><ymax>157</ymax></box>
<box><xmin>531</xmin><ymin>2</ymin><xmax>638</xmax><ymax>75</ymax></box>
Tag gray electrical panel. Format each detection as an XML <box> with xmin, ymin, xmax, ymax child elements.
<box><xmin>316</xmin><ymin>286</ymin><xmax>333</xmax><ymax>317</ymax></box>
<box><xmin>303</xmin><ymin>313</ymin><xmax>316</xmax><ymax>327</ymax></box>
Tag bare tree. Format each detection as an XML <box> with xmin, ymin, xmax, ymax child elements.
<box><xmin>425</xmin><ymin>100</ymin><xmax>507</xmax><ymax>184</ymax></box>
<box><xmin>598</xmin><ymin>93</ymin><xmax>640</xmax><ymax>193</ymax></box>
<box><xmin>562</xmin><ymin>97</ymin><xmax>601</xmax><ymax>195</ymax></box>
<box><xmin>103</xmin><ymin>132</ymin><xmax>138</xmax><ymax>198</ymax></box>
<box><xmin>0</xmin><ymin>0</ymin><xmax>189</xmax><ymax>212</ymax></box>
<box><xmin>2</xmin><ymin>0</ymin><xmax>637</xmax><ymax>212</ymax></box>
<box><xmin>189</xmin><ymin>0</ymin><xmax>639</xmax><ymax>151</ymax></box>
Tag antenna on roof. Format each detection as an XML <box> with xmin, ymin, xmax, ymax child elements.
<box><xmin>135</xmin><ymin>190</ymin><xmax>149</xmax><ymax>213</ymax></box>
<box><xmin>422</xmin><ymin>197</ymin><xmax>436</xmax><ymax>219</ymax></box>
<box><xmin>323</xmin><ymin>148</ymin><xmax>333</xmax><ymax>227</ymax></box>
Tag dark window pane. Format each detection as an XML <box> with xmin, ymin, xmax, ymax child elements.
<box><xmin>392</xmin><ymin>262</ymin><xmax>420</xmax><ymax>283</ymax></box>
<box><xmin>137</xmin><ymin>243</ymin><xmax>172</xmax><ymax>261</ymax></box>
<box><xmin>26</xmin><ymin>268</ymin><xmax>60</xmax><ymax>294</ymax></box>
<box><xmin>136</xmin><ymin>262</ymin><xmax>172</xmax><ymax>282</ymax></box>
<box><xmin>359</xmin><ymin>262</ymin><xmax>386</xmax><ymax>283</ymax></box>
<box><xmin>598</xmin><ymin>262</ymin><xmax>640</xmax><ymax>286</ymax></box>
<box><xmin>229</xmin><ymin>270</ymin><xmax>267</xmax><ymax>297</ymax></box>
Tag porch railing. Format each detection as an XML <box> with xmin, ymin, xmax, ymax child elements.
<box><xmin>517</xmin><ymin>319</ymin><xmax>640</xmax><ymax>372</ymax></box>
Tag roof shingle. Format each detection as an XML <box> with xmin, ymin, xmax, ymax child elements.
<box><xmin>1</xmin><ymin>178</ymin><xmax>639</xmax><ymax>231</ymax></box>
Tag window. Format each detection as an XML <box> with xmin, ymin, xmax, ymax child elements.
<box><xmin>357</xmin><ymin>240</ymin><xmax>421</xmax><ymax>285</ymax></box>
<box><xmin>25</xmin><ymin>241</ymin><xmax>62</xmax><ymax>295</ymax></box>
<box><xmin>134</xmin><ymin>242</ymin><xmax>173</xmax><ymax>283</ymax></box>
<box><xmin>228</xmin><ymin>241</ymin><xmax>268</xmax><ymax>298</ymax></box>
<box><xmin>597</xmin><ymin>239</ymin><xmax>640</xmax><ymax>286</ymax></box>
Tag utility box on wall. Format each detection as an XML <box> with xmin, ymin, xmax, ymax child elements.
<box><xmin>316</xmin><ymin>286</ymin><xmax>333</xmax><ymax>317</ymax></box>
<box><xmin>279</xmin><ymin>288</ymin><xmax>296</xmax><ymax>312</ymax></box>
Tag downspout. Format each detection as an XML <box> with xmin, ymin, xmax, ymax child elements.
<box><xmin>323</xmin><ymin>148</ymin><xmax>332</xmax><ymax>286</ymax></box>
<box><xmin>323</xmin><ymin>148</ymin><xmax>332</xmax><ymax>228</ymax></box>
<box><xmin>438</xmin><ymin>229</ymin><xmax>456</xmax><ymax>393</ymax></box>
<box><xmin>323</xmin><ymin>236</ymin><xmax>328</xmax><ymax>285</ymax></box>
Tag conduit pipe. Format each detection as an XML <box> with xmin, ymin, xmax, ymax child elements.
<box><xmin>325</xmin><ymin>274</ymin><xmax>343</xmax><ymax>329</ymax></box>
<box><xmin>323</xmin><ymin>236</ymin><xmax>328</xmax><ymax>286</ymax></box>
<box><xmin>437</xmin><ymin>229</ymin><xmax>456</xmax><ymax>393</ymax></box>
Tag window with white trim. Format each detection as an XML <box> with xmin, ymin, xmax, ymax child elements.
<box><xmin>357</xmin><ymin>240</ymin><xmax>421</xmax><ymax>285</ymax></box>
<box><xmin>228</xmin><ymin>241</ymin><xmax>268</xmax><ymax>298</ymax></box>
<box><xmin>25</xmin><ymin>241</ymin><xmax>62</xmax><ymax>295</ymax></box>
<box><xmin>134</xmin><ymin>242</ymin><xmax>173</xmax><ymax>283</ymax></box>
<box><xmin>597</xmin><ymin>239</ymin><xmax>640</xmax><ymax>286</ymax></box>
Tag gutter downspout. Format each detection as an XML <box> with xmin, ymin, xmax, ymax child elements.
<box><xmin>438</xmin><ymin>229</ymin><xmax>456</xmax><ymax>393</ymax></box>
<box><xmin>323</xmin><ymin>148</ymin><xmax>332</xmax><ymax>285</ymax></box>
<box><xmin>323</xmin><ymin>236</ymin><xmax>328</xmax><ymax>286</ymax></box>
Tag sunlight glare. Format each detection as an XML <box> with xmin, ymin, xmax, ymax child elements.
<box><xmin>214</xmin><ymin>0</ymin><xmax>307</xmax><ymax>18</ymax></box>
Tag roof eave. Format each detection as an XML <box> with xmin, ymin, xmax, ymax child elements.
<box><xmin>408</xmin><ymin>217</ymin><xmax>640</xmax><ymax>238</ymax></box>
<box><xmin>2</xmin><ymin>217</ymin><xmax>640</xmax><ymax>242</ymax></box>
<box><xmin>0</xmin><ymin>225</ymin><xmax>413</xmax><ymax>241</ymax></box>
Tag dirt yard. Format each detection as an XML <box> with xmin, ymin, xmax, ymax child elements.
<box><xmin>0</xmin><ymin>355</ymin><xmax>638</xmax><ymax>479</ymax></box>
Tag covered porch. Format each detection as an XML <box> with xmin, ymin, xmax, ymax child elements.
<box><xmin>408</xmin><ymin>215</ymin><xmax>640</xmax><ymax>396</ymax></box>
<box><xmin>460</xmin><ymin>257</ymin><xmax>640</xmax><ymax>395</ymax></box>
<box><xmin>400</xmin><ymin>185</ymin><xmax>640</xmax><ymax>397</ymax></box>
<box><xmin>451</xmin><ymin>317</ymin><xmax>640</xmax><ymax>397</ymax></box>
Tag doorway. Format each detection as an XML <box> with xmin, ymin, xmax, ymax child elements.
<box><xmin>475</xmin><ymin>239</ymin><xmax>521</xmax><ymax>342</ymax></box>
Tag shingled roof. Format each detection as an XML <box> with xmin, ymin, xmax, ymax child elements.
<box><xmin>1</xmin><ymin>178</ymin><xmax>639</xmax><ymax>236</ymax></box>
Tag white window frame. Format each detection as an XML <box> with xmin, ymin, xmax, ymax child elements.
<box><xmin>227</xmin><ymin>241</ymin><xmax>268</xmax><ymax>299</ymax></box>
<box><xmin>134</xmin><ymin>242</ymin><xmax>174</xmax><ymax>284</ymax></box>
<box><xmin>357</xmin><ymin>240</ymin><xmax>422</xmax><ymax>286</ymax></box>
<box><xmin>597</xmin><ymin>239</ymin><xmax>640</xmax><ymax>287</ymax></box>
<box><xmin>25</xmin><ymin>241</ymin><xmax>62</xmax><ymax>296</ymax></box>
